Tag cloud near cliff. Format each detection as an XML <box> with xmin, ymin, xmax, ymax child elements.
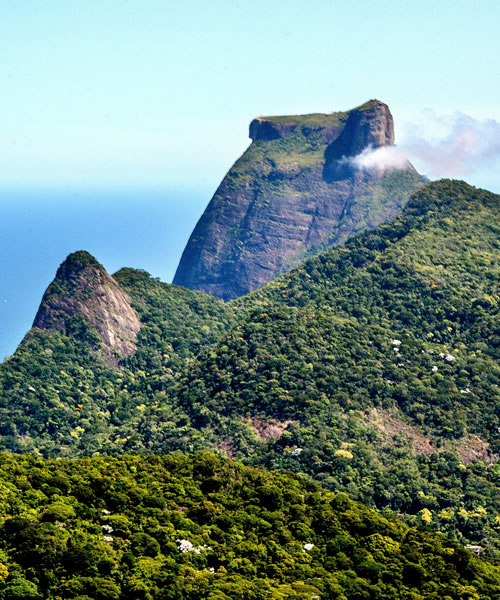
<box><xmin>351</xmin><ymin>145</ymin><xmax>409</xmax><ymax>171</ymax></box>
<box><xmin>404</xmin><ymin>112</ymin><xmax>500</xmax><ymax>176</ymax></box>
<box><xmin>352</xmin><ymin>112</ymin><xmax>500</xmax><ymax>178</ymax></box>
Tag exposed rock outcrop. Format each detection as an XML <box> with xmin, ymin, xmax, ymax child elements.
<box><xmin>173</xmin><ymin>100</ymin><xmax>424</xmax><ymax>300</ymax></box>
<box><xmin>326</xmin><ymin>101</ymin><xmax>394</xmax><ymax>160</ymax></box>
<box><xmin>33</xmin><ymin>251</ymin><xmax>140</xmax><ymax>364</ymax></box>
<box><xmin>323</xmin><ymin>101</ymin><xmax>395</xmax><ymax>181</ymax></box>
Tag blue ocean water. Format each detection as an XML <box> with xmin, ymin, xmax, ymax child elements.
<box><xmin>0</xmin><ymin>186</ymin><xmax>210</xmax><ymax>360</ymax></box>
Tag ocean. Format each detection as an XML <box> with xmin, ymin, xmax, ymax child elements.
<box><xmin>0</xmin><ymin>185</ymin><xmax>210</xmax><ymax>360</ymax></box>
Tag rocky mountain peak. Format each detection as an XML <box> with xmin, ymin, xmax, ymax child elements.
<box><xmin>325</xmin><ymin>99</ymin><xmax>394</xmax><ymax>160</ymax></box>
<box><xmin>33</xmin><ymin>251</ymin><xmax>140</xmax><ymax>364</ymax></box>
<box><xmin>173</xmin><ymin>100</ymin><xmax>423</xmax><ymax>300</ymax></box>
<box><xmin>323</xmin><ymin>100</ymin><xmax>395</xmax><ymax>181</ymax></box>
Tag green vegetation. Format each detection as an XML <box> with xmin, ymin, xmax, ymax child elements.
<box><xmin>229</xmin><ymin>179</ymin><xmax>499</xmax><ymax>442</ymax></box>
<box><xmin>115</xmin><ymin>269</ymin><xmax>234</xmax><ymax>374</ymax></box>
<box><xmin>257</xmin><ymin>111</ymin><xmax>346</xmax><ymax>128</ymax></box>
<box><xmin>231</xmin><ymin>130</ymin><xmax>328</xmax><ymax>176</ymax></box>
<box><xmin>0</xmin><ymin>275</ymin><xmax>232</xmax><ymax>457</ymax></box>
<box><xmin>168</xmin><ymin>180</ymin><xmax>499</xmax><ymax>553</ymax></box>
<box><xmin>36</xmin><ymin>251</ymin><xmax>105</xmax><ymax>307</ymax></box>
<box><xmin>0</xmin><ymin>179</ymin><xmax>498</xmax><ymax>562</ymax></box>
<box><xmin>59</xmin><ymin>250</ymin><xmax>102</xmax><ymax>270</ymax></box>
<box><xmin>0</xmin><ymin>452</ymin><xmax>498</xmax><ymax>599</ymax></box>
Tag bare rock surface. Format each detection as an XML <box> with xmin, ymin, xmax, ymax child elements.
<box><xmin>33</xmin><ymin>251</ymin><xmax>140</xmax><ymax>364</ymax></box>
<box><xmin>174</xmin><ymin>100</ymin><xmax>424</xmax><ymax>300</ymax></box>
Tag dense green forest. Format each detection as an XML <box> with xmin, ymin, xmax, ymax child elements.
<box><xmin>0</xmin><ymin>274</ymin><xmax>233</xmax><ymax>456</ymax></box>
<box><xmin>0</xmin><ymin>180</ymin><xmax>498</xmax><ymax>565</ymax></box>
<box><xmin>0</xmin><ymin>452</ymin><xmax>498</xmax><ymax>599</ymax></box>
<box><xmin>153</xmin><ymin>180</ymin><xmax>500</xmax><ymax>556</ymax></box>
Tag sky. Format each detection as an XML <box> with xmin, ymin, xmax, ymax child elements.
<box><xmin>1</xmin><ymin>0</ymin><xmax>500</xmax><ymax>358</ymax></box>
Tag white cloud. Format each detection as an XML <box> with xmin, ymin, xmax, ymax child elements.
<box><xmin>401</xmin><ymin>111</ymin><xmax>500</xmax><ymax>177</ymax></box>
<box><xmin>351</xmin><ymin>145</ymin><xmax>410</xmax><ymax>171</ymax></box>
<box><xmin>349</xmin><ymin>111</ymin><xmax>500</xmax><ymax>183</ymax></box>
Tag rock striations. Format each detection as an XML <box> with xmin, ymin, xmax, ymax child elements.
<box><xmin>174</xmin><ymin>100</ymin><xmax>424</xmax><ymax>300</ymax></box>
<box><xmin>32</xmin><ymin>251</ymin><xmax>140</xmax><ymax>364</ymax></box>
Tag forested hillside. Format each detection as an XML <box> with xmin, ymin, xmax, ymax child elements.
<box><xmin>0</xmin><ymin>453</ymin><xmax>498</xmax><ymax>599</ymax></box>
<box><xmin>155</xmin><ymin>180</ymin><xmax>500</xmax><ymax>555</ymax></box>
<box><xmin>0</xmin><ymin>270</ymin><xmax>233</xmax><ymax>456</ymax></box>
<box><xmin>0</xmin><ymin>179</ymin><xmax>498</xmax><ymax>558</ymax></box>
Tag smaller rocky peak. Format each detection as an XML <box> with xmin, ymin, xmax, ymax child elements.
<box><xmin>47</xmin><ymin>251</ymin><xmax>105</xmax><ymax>294</ymax></box>
<box><xmin>33</xmin><ymin>251</ymin><xmax>141</xmax><ymax>365</ymax></box>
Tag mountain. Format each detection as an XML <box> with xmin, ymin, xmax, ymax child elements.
<box><xmin>161</xmin><ymin>179</ymin><xmax>500</xmax><ymax>555</ymax></box>
<box><xmin>0</xmin><ymin>179</ymin><xmax>498</xmax><ymax>557</ymax></box>
<box><xmin>0</xmin><ymin>452</ymin><xmax>498</xmax><ymax>599</ymax></box>
<box><xmin>173</xmin><ymin>99</ymin><xmax>425</xmax><ymax>300</ymax></box>
<box><xmin>0</xmin><ymin>264</ymin><xmax>232</xmax><ymax>457</ymax></box>
<box><xmin>175</xmin><ymin>180</ymin><xmax>499</xmax><ymax>446</ymax></box>
<box><xmin>32</xmin><ymin>251</ymin><xmax>141</xmax><ymax>365</ymax></box>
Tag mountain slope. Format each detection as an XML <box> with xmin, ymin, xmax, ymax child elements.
<box><xmin>161</xmin><ymin>180</ymin><xmax>500</xmax><ymax>553</ymax></box>
<box><xmin>0</xmin><ymin>266</ymin><xmax>232</xmax><ymax>456</ymax></box>
<box><xmin>0</xmin><ymin>179</ymin><xmax>498</xmax><ymax>555</ymax></box>
<box><xmin>114</xmin><ymin>267</ymin><xmax>234</xmax><ymax>374</ymax></box>
<box><xmin>0</xmin><ymin>452</ymin><xmax>498</xmax><ymax>600</ymax></box>
<box><xmin>172</xmin><ymin>180</ymin><xmax>499</xmax><ymax>442</ymax></box>
<box><xmin>174</xmin><ymin>100</ymin><xmax>424</xmax><ymax>300</ymax></box>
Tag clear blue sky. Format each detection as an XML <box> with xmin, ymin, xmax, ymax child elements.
<box><xmin>1</xmin><ymin>0</ymin><xmax>500</xmax><ymax>357</ymax></box>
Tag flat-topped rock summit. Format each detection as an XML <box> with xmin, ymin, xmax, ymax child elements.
<box><xmin>249</xmin><ymin>111</ymin><xmax>345</xmax><ymax>142</ymax></box>
<box><xmin>174</xmin><ymin>100</ymin><xmax>424</xmax><ymax>300</ymax></box>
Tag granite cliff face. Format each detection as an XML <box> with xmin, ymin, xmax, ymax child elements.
<box><xmin>174</xmin><ymin>100</ymin><xmax>424</xmax><ymax>300</ymax></box>
<box><xmin>323</xmin><ymin>101</ymin><xmax>395</xmax><ymax>181</ymax></box>
<box><xmin>33</xmin><ymin>251</ymin><xmax>140</xmax><ymax>364</ymax></box>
